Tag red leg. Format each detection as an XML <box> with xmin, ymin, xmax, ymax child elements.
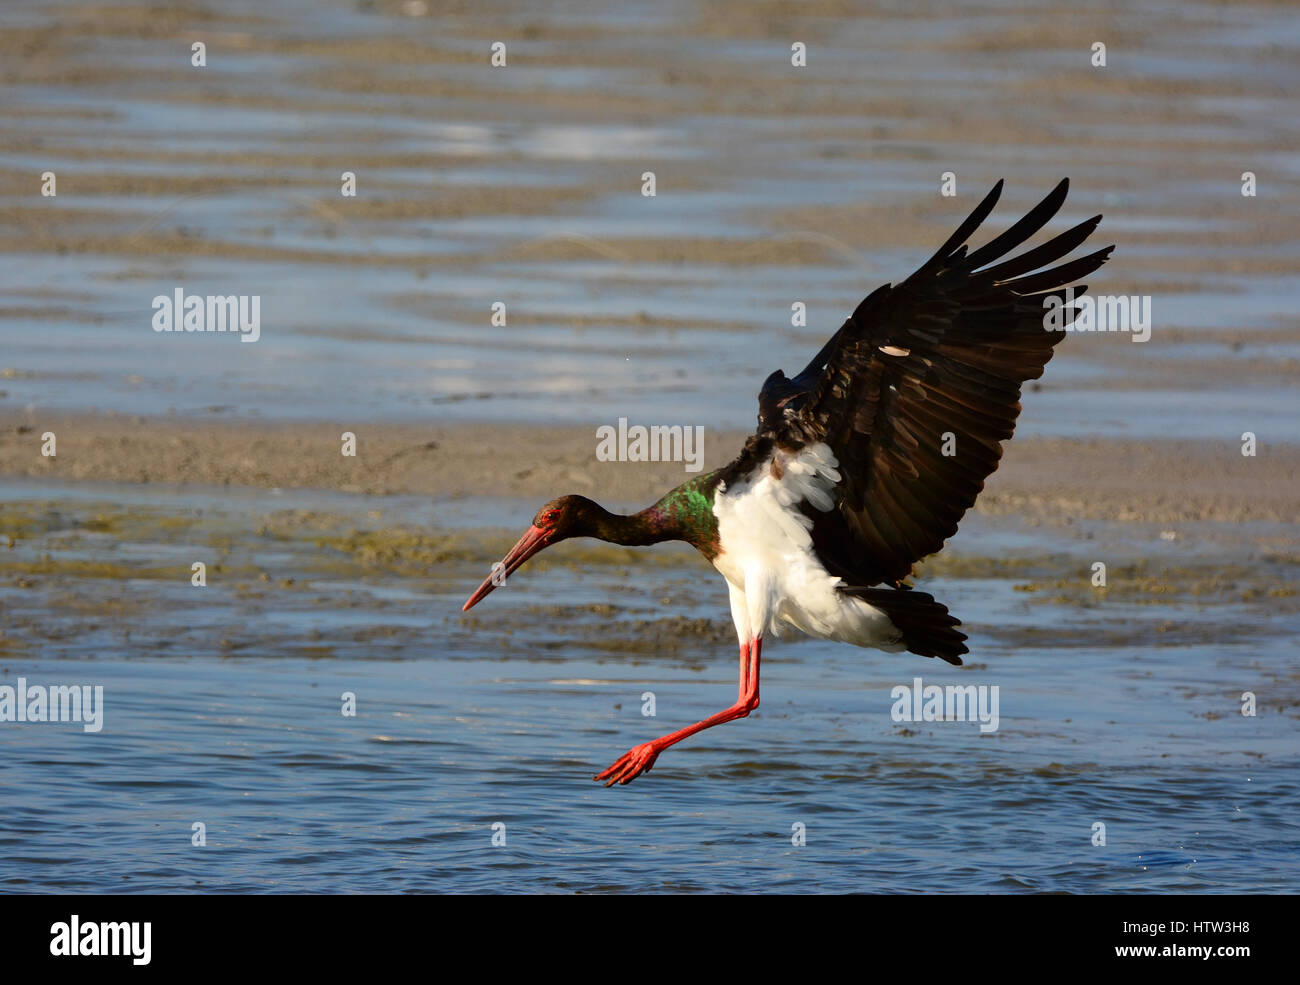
<box><xmin>595</xmin><ymin>637</ymin><xmax>762</xmax><ymax>786</ymax></box>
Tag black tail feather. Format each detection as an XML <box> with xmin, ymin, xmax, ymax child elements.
<box><xmin>841</xmin><ymin>586</ymin><xmax>969</xmax><ymax>665</ymax></box>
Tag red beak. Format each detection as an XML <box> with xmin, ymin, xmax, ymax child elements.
<box><xmin>462</xmin><ymin>525</ymin><xmax>551</xmax><ymax>611</ymax></box>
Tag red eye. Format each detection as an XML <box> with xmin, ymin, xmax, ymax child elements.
<box><xmin>544</xmin><ymin>511</ymin><xmax>559</xmax><ymax>524</ymax></box>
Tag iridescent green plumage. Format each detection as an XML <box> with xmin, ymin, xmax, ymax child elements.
<box><xmin>650</xmin><ymin>472</ymin><xmax>722</xmax><ymax>559</ymax></box>
<box><xmin>552</xmin><ymin>474</ymin><xmax>721</xmax><ymax>557</ymax></box>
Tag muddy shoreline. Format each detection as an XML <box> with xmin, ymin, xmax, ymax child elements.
<box><xmin>2</xmin><ymin>412</ymin><xmax>1296</xmax><ymax>531</ymax></box>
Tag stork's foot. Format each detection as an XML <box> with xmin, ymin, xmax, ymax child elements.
<box><xmin>595</xmin><ymin>637</ymin><xmax>761</xmax><ymax>788</ymax></box>
<box><xmin>594</xmin><ymin>742</ymin><xmax>662</xmax><ymax>786</ymax></box>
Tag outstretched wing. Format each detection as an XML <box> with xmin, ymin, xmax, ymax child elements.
<box><xmin>756</xmin><ymin>178</ymin><xmax>1113</xmax><ymax>586</ymax></box>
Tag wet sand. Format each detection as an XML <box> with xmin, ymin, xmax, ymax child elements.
<box><xmin>2</xmin><ymin>411</ymin><xmax>1297</xmax><ymax>530</ymax></box>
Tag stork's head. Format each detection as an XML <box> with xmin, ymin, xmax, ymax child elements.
<box><xmin>462</xmin><ymin>495</ymin><xmax>600</xmax><ymax>610</ymax></box>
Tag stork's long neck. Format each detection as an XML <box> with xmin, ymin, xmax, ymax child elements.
<box><xmin>589</xmin><ymin>473</ymin><xmax>721</xmax><ymax>558</ymax></box>
<box><xmin>589</xmin><ymin>504</ymin><xmax>679</xmax><ymax>547</ymax></box>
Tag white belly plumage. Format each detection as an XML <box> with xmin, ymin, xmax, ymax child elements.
<box><xmin>712</xmin><ymin>442</ymin><xmax>906</xmax><ymax>651</ymax></box>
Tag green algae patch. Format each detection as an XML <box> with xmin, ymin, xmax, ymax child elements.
<box><xmin>310</xmin><ymin>527</ymin><xmax>499</xmax><ymax>573</ymax></box>
<box><xmin>0</xmin><ymin>503</ymin><xmax>206</xmax><ymax>560</ymax></box>
<box><xmin>997</xmin><ymin>559</ymin><xmax>1300</xmax><ymax>610</ymax></box>
<box><xmin>0</xmin><ymin>630</ymin><xmax>29</xmax><ymax>657</ymax></box>
<box><xmin>915</xmin><ymin>553</ymin><xmax>1065</xmax><ymax>580</ymax></box>
<box><xmin>7</xmin><ymin>492</ymin><xmax>1298</xmax><ymax>672</ymax></box>
<box><xmin>305</xmin><ymin>524</ymin><xmax>701</xmax><ymax>576</ymax></box>
<box><xmin>1</xmin><ymin>557</ymin><xmax>179</xmax><ymax>581</ymax></box>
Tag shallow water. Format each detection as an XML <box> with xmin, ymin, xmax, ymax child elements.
<box><xmin>1</xmin><ymin>483</ymin><xmax>1297</xmax><ymax>892</ymax></box>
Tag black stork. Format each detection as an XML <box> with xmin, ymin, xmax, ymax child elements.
<box><xmin>464</xmin><ymin>178</ymin><xmax>1112</xmax><ymax>785</ymax></box>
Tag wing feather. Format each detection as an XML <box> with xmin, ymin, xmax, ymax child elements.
<box><xmin>755</xmin><ymin>179</ymin><xmax>1113</xmax><ymax>585</ymax></box>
